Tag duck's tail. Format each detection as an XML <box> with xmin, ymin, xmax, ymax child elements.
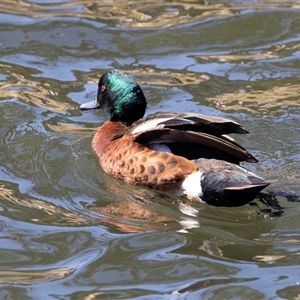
<box><xmin>203</xmin><ymin>181</ymin><xmax>274</xmax><ymax>207</ymax></box>
<box><xmin>192</xmin><ymin>158</ymin><xmax>274</xmax><ymax>207</ymax></box>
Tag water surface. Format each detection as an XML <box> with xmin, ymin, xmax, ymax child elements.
<box><xmin>0</xmin><ymin>1</ymin><xmax>300</xmax><ymax>299</ymax></box>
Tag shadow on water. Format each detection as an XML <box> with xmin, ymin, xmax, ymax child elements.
<box><xmin>0</xmin><ymin>0</ymin><xmax>300</xmax><ymax>299</ymax></box>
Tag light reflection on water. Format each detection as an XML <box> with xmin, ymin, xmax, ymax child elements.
<box><xmin>0</xmin><ymin>0</ymin><xmax>300</xmax><ymax>299</ymax></box>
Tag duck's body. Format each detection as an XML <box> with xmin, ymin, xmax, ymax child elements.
<box><xmin>80</xmin><ymin>70</ymin><xmax>273</xmax><ymax>207</ymax></box>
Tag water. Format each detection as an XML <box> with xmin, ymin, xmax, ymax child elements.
<box><xmin>0</xmin><ymin>1</ymin><xmax>300</xmax><ymax>299</ymax></box>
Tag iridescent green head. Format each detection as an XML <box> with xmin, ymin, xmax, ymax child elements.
<box><xmin>80</xmin><ymin>70</ymin><xmax>147</xmax><ymax>125</ymax></box>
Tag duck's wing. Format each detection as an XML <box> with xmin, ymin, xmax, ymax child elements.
<box><xmin>130</xmin><ymin>112</ymin><xmax>249</xmax><ymax>135</ymax></box>
<box><xmin>126</xmin><ymin>112</ymin><xmax>257</xmax><ymax>164</ymax></box>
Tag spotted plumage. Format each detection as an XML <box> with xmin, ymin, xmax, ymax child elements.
<box><xmin>80</xmin><ymin>70</ymin><xmax>273</xmax><ymax>207</ymax></box>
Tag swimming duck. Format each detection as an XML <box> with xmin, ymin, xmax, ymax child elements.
<box><xmin>80</xmin><ymin>70</ymin><xmax>273</xmax><ymax>207</ymax></box>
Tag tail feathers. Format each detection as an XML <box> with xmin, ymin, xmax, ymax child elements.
<box><xmin>225</xmin><ymin>180</ymin><xmax>275</xmax><ymax>191</ymax></box>
<box><xmin>195</xmin><ymin>158</ymin><xmax>275</xmax><ymax>207</ymax></box>
<box><xmin>204</xmin><ymin>182</ymin><xmax>273</xmax><ymax>207</ymax></box>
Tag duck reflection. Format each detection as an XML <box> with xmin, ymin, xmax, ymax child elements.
<box><xmin>88</xmin><ymin>173</ymin><xmax>200</xmax><ymax>233</ymax></box>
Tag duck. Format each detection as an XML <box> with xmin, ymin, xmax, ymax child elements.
<box><xmin>80</xmin><ymin>70</ymin><xmax>273</xmax><ymax>207</ymax></box>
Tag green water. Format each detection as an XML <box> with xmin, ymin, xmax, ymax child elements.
<box><xmin>0</xmin><ymin>1</ymin><xmax>300</xmax><ymax>299</ymax></box>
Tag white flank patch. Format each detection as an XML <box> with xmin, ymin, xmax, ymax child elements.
<box><xmin>145</xmin><ymin>142</ymin><xmax>172</xmax><ymax>153</ymax></box>
<box><xmin>131</xmin><ymin>118</ymin><xmax>171</xmax><ymax>134</ymax></box>
<box><xmin>181</xmin><ymin>171</ymin><xmax>203</xmax><ymax>199</ymax></box>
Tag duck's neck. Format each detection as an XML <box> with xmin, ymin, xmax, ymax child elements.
<box><xmin>92</xmin><ymin>121</ymin><xmax>128</xmax><ymax>157</ymax></box>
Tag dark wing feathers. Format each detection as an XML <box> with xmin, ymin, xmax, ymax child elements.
<box><xmin>126</xmin><ymin>112</ymin><xmax>256</xmax><ymax>164</ymax></box>
<box><xmin>131</xmin><ymin>112</ymin><xmax>249</xmax><ymax>135</ymax></box>
<box><xmin>184</xmin><ymin>131</ymin><xmax>257</xmax><ymax>163</ymax></box>
<box><xmin>185</xmin><ymin>116</ymin><xmax>249</xmax><ymax>134</ymax></box>
<box><xmin>133</xmin><ymin>128</ymin><xmax>257</xmax><ymax>163</ymax></box>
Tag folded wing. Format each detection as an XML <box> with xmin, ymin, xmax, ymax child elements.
<box><xmin>125</xmin><ymin>112</ymin><xmax>257</xmax><ymax>164</ymax></box>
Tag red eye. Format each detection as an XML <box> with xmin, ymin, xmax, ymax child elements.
<box><xmin>100</xmin><ymin>85</ymin><xmax>106</xmax><ymax>92</ymax></box>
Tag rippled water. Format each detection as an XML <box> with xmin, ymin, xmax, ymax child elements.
<box><xmin>1</xmin><ymin>1</ymin><xmax>300</xmax><ymax>299</ymax></box>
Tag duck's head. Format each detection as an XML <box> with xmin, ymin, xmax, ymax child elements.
<box><xmin>80</xmin><ymin>70</ymin><xmax>147</xmax><ymax>125</ymax></box>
